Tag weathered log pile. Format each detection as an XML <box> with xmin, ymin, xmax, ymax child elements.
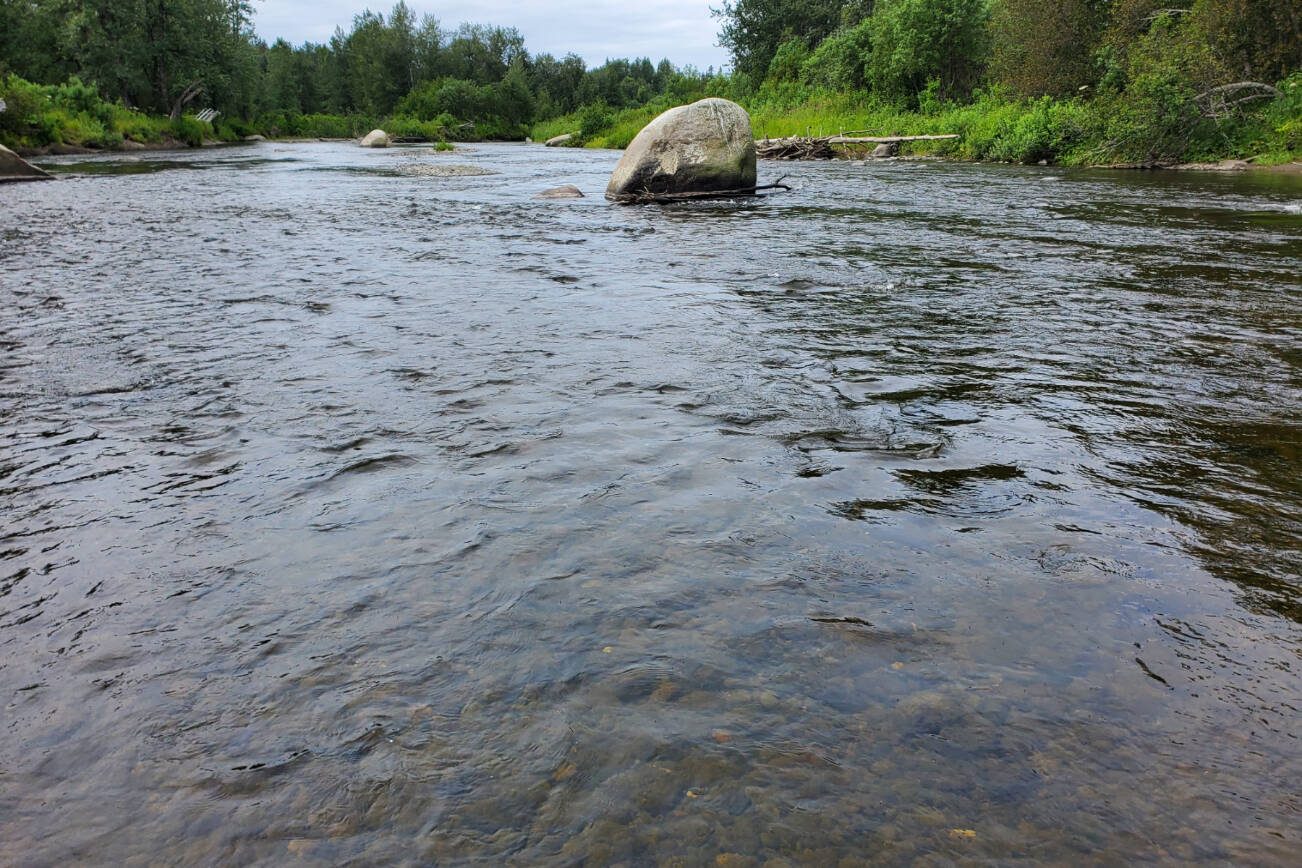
<box><xmin>755</xmin><ymin>137</ymin><xmax>838</xmax><ymax>160</ymax></box>
<box><xmin>756</xmin><ymin>133</ymin><xmax>960</xmax><ymax>161</ymax></box>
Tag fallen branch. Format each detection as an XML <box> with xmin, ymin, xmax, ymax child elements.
<box><xmin>827</xmin><ymin>134</ymin><xmax>959</xmax><ymax>144</ymax></box>
<box><xmin>1194</xmin><ymin>81</ymin><xmax>1283</xmax><ymax>118</ymax></box>
<box><xmin>618</xmin><ymin>180</ymin><xmax>791</xmax><ymax>204</ymax></box>
<box><xmin>756</xmin><ymin>137</ymin><xmax>837</xmax><ymax>160</ymax></box>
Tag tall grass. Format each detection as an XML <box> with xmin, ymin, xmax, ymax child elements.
<box><xmin>531</xmin><ymin>79</ymin><xmax>1302</xmax><ymax>167</ymax></box>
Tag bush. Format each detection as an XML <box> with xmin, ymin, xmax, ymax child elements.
<box><xmin>0</xmin><ymin>74</ymin><xmax>52</xmax><ymax>145</ymax></box>
<box><xmin>168</xmin><ymin>116</ymin><xmax>209</xmax><ymax>147</ymax></box>
<box><xmin>389</xmin><ymin>114</ymin><xmax>456</xmax><ymax>141</ymax></box>
<box><xmin>114</xmin><ymin>108</ymin><xmax>166</xmax><ymax>144</ymax></box>
<box><xmin>62</xmin><ymin>111</ymin><xmax>122</xmax><ymax>149</ymax></box>
<box><xmin>867</xmin><ymin>0</ymin><xmax>989</xmax><ymax>106</ymax></box>
<box><xmin>801</xmin><ymin>21</ymin><xmax>873</xmax><ymax>92</ymax></box>
<box><xmin>53</xmin><ymin>78</ymin><xmax>112</xmax><ymax>124</ymax></box>
<box><xmin>579</xmin><ymin>100</ymin><xmax>615</xmax><ymax>140</ymax></box>
<box><xmin>766</xmin><ymin>38</ymin><xmax>812</xmax><ymax>85</ymax></box>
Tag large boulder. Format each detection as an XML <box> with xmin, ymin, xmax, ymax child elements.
<box><xmin>0</xmin><ymin>144</ymin><xmax>53</xmax><ymax>182</ymax></box>
<box><xmin>360</xmin><ymin>129</ymin><xmax>390</xmax><ymax>148</ymax></box>
<box><xmin>606</xmin><ymin>98</ymin><xmax>755</xmax><ymax>201</ymax></box>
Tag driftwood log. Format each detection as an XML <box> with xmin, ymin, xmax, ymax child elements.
<box><xmin>618</xmin><ymin>180</ymin><xmax>791</xmax><ymax>204</ymax></box>
<box><xmin>756</xmin><ymin>134</ymin><xmax>959</xmax><ymax>160</ymax></box>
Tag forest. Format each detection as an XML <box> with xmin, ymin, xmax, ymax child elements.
<box><xmin>1</xmin><ymin>0</ymin><xmax>1299</xmax><ymax>165</ymax></box>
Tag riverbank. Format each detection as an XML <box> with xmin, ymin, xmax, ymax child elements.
<box><xmin>532</xmin><ymin>81</ymin><xmax>1302</xmax><ymax>169</ymax></box>
<box><xmin>0</xmin><ymin>76</ymin><xmax>467</xmax><ymax>156</ymax></box>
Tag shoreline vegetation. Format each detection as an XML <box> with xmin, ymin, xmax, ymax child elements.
<box><xmin>1</xmin><ymin>1</ymin><xmax>1299</xmax><ymax>171</ymax></box>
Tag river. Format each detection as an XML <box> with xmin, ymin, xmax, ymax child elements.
<box><xmin>2</xmin><ymin>142</ymin><xmax>1300</xmax><ymax>865</ymax></box>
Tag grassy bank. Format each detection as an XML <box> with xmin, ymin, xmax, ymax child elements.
<box><xmin>7</xmin><ymin>69</ymin><xmax>1298</xmax><ymax>169</ymax></box>
<box><xmin>0</xmin><ymin>75</ymin><xmax>469</xmax><ymax>153</ymax></box>
<box><xmin>533</xmin><ymin>75</ymin><xmax>1302</xmax><ymax>167</ymax></box>
<box><xmin>0</xmin><ymin>75</ymin><xmax>232</xmax><ymax>150</ymax></box>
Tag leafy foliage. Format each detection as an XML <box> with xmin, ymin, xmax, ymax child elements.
<box><xmin>865</xmin><ymin>0</ymin><xmax>989</xmax><ymax>106</ymax></box>
<box><xmin>1</xmin><ymin>0</ymin><xmax>1297</xmax><ymax>168</ymax></box>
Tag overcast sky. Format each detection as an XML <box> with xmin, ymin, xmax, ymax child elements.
<box><xmin>250</xmin><ymin>0</ymin><xmax>732</xmax><ymax>71</ymax></box>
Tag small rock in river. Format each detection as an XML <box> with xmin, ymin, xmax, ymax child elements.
<box><xmin>400</xmin><ymin>164</ymin><xmax>497</xmax><ymax>178</ymax></box>
<box><xmin>536</xmin><ymin>184</ymin><xmax>584</xmax><ymax>199</ymax></box>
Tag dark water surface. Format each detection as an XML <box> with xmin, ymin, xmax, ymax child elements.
<box><xmin>2</xmin><ymin>142</ymin><xmax>1301</xmax><ymax>865</ymax></box>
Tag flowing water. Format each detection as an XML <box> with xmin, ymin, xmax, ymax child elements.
<box><xmin>2</xmin><ymin>142</ymin><xmax>1301</xmax><ymax>866</ymax></box>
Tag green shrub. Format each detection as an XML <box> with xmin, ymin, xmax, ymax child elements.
<box><xmin>113</xmin><ymin>107</ymin><xmax>166</xmax><ymax>144</ymax></box>
<box><xmin>0</xmin><ymin>74</ymin><xmax>52</xmax><ymax>145</ymax></box>
<box><xmin>53</xmin><ymin>78</ymin><xmax>112</xmax><ymax>125</ymax></box>
<box><xmin>62</xmin><ymin>111</ymin><xmax>122</xmax><ymax>148</ymax></box>
<box><xmin>169</xmin><ymin>116</ymin><xmax>208</xmax><ymax>147</ymax></box>
<box><xmin>802</xmin><ymin>21</ymin><xmax>873</xmax><ymax>92</ymax></box>
<box><xmin>578</xmin><ymin>100</ymin><xmax>615</xmax><ymax>140</ymax></box>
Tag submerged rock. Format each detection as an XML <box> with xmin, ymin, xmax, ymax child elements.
<box><xmin>545</xmin><ymin>133</ymin><xmax>575</xmax><ymax>147</ymax></box>
<box><xmin>400</xmin><ymin>164</ymin><xmax>497</xmax><ymax>177</ymax></box>
<box><xmin>0</xmin><ymin>144</ymin><xmax>53</xmax><ymax>182</ymax></box>
<box><xmin>536</xmin><ymin>184</ymin><xmax>584</xmax><ymax>199</ymax></box>
<box><xmin>606</xmin><ymin>98</ymin><xmax>756</xmax><ymax>202</ymax></box>
<box><xmin>360</xmin><ymin>129</ymin><xmax>390</xmax><ymax>148</ymax></box>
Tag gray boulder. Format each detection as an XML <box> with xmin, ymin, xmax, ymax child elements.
<box><xmin>0</xmin><ymin>144</ymin><xmax>52</xmax><ymax>182</ymax></box>
<box><xmin>360</xmin><ymin>129</ymin><xmax>390</xmax><ymax>148</ymax></box>
<box><xmin>606</xmin><ymin>98</ymin><xmax>755</xmax><ymax>201</ymax></box>
<box><xmin>545</xmin><ymin>133</ymin><xmax>575</xmax><ymax>147</ymax></box>
<box><xmin>536</xmin><ymin>184</ymin><xmax>584</xmax><ymax>199</ymax></box>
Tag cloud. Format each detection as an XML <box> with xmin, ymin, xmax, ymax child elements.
<box><xmin>250</xmin><ymin>0</ymin><xmax>730</xmax><ymax>70</ymax></box>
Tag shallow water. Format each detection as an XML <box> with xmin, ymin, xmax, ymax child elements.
<box><xmin>2</xmin><ymin>142</ymin><xmax>1301</xmax><ymax>865</ymax></box>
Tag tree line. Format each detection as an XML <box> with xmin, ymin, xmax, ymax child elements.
<box><xmin>711</xmin><ymin>0</ymin><xmax>1300</xmax><ymax>161</ymax></box>
<box><xmin>715</xmin><ymin>0</ymin><xmax>1299</xmax><ymax>106</ymax></box>
<box><xmin>1</xmin><ymin>0</ymin><xmax>1298</xmax><ymax>164</ymax></box>
<box><xmin>0</xmin><ymin>0</ymin><xmax>707</xmax><ymax>138</ymax></box>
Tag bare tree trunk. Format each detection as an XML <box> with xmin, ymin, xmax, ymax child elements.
<box><xmin>170</xmin><ymin>83</ymin><xmax>205</xmax><ymax>121</ymax></box>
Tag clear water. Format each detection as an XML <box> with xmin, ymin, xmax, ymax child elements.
<box><xmin>2</xmin><ymin>142</ymin><xmax>1300</xmax><ymax>865</ymax></box>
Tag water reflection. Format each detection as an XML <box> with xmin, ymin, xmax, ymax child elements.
<box><xmin>1</xmin><ymin>143</ymin><xmax>1299</xmax><ymax>864</ymax></box>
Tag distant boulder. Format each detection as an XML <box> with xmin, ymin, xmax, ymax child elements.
<box><xmin>536</xmin><ymin>184</ymin><xmax>584</xmax><ymax>199</ymax></box>
<box><xmin>545</xmin><ymin>133</ymin><xmax>575</xmax><ymax>147</ymax></box>
<box><xmin>0</xmin><ymin>144</ymin><xmax>53</xmax><ymax>182</ymax></box>
<box><xmin>360</xmin><ymin>129</ymin><xmax>390</xmax><ymax>148</ymax></box>
<box><xmin>606</xmin><ymin>98</ymin><xmax>755</xmax><ymax>202</ymax></box>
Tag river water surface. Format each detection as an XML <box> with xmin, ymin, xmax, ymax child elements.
<box><xmin>2</xmin><ymin>142</ymin><xmax>1301</xmax><ymax>865</ymax></box>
